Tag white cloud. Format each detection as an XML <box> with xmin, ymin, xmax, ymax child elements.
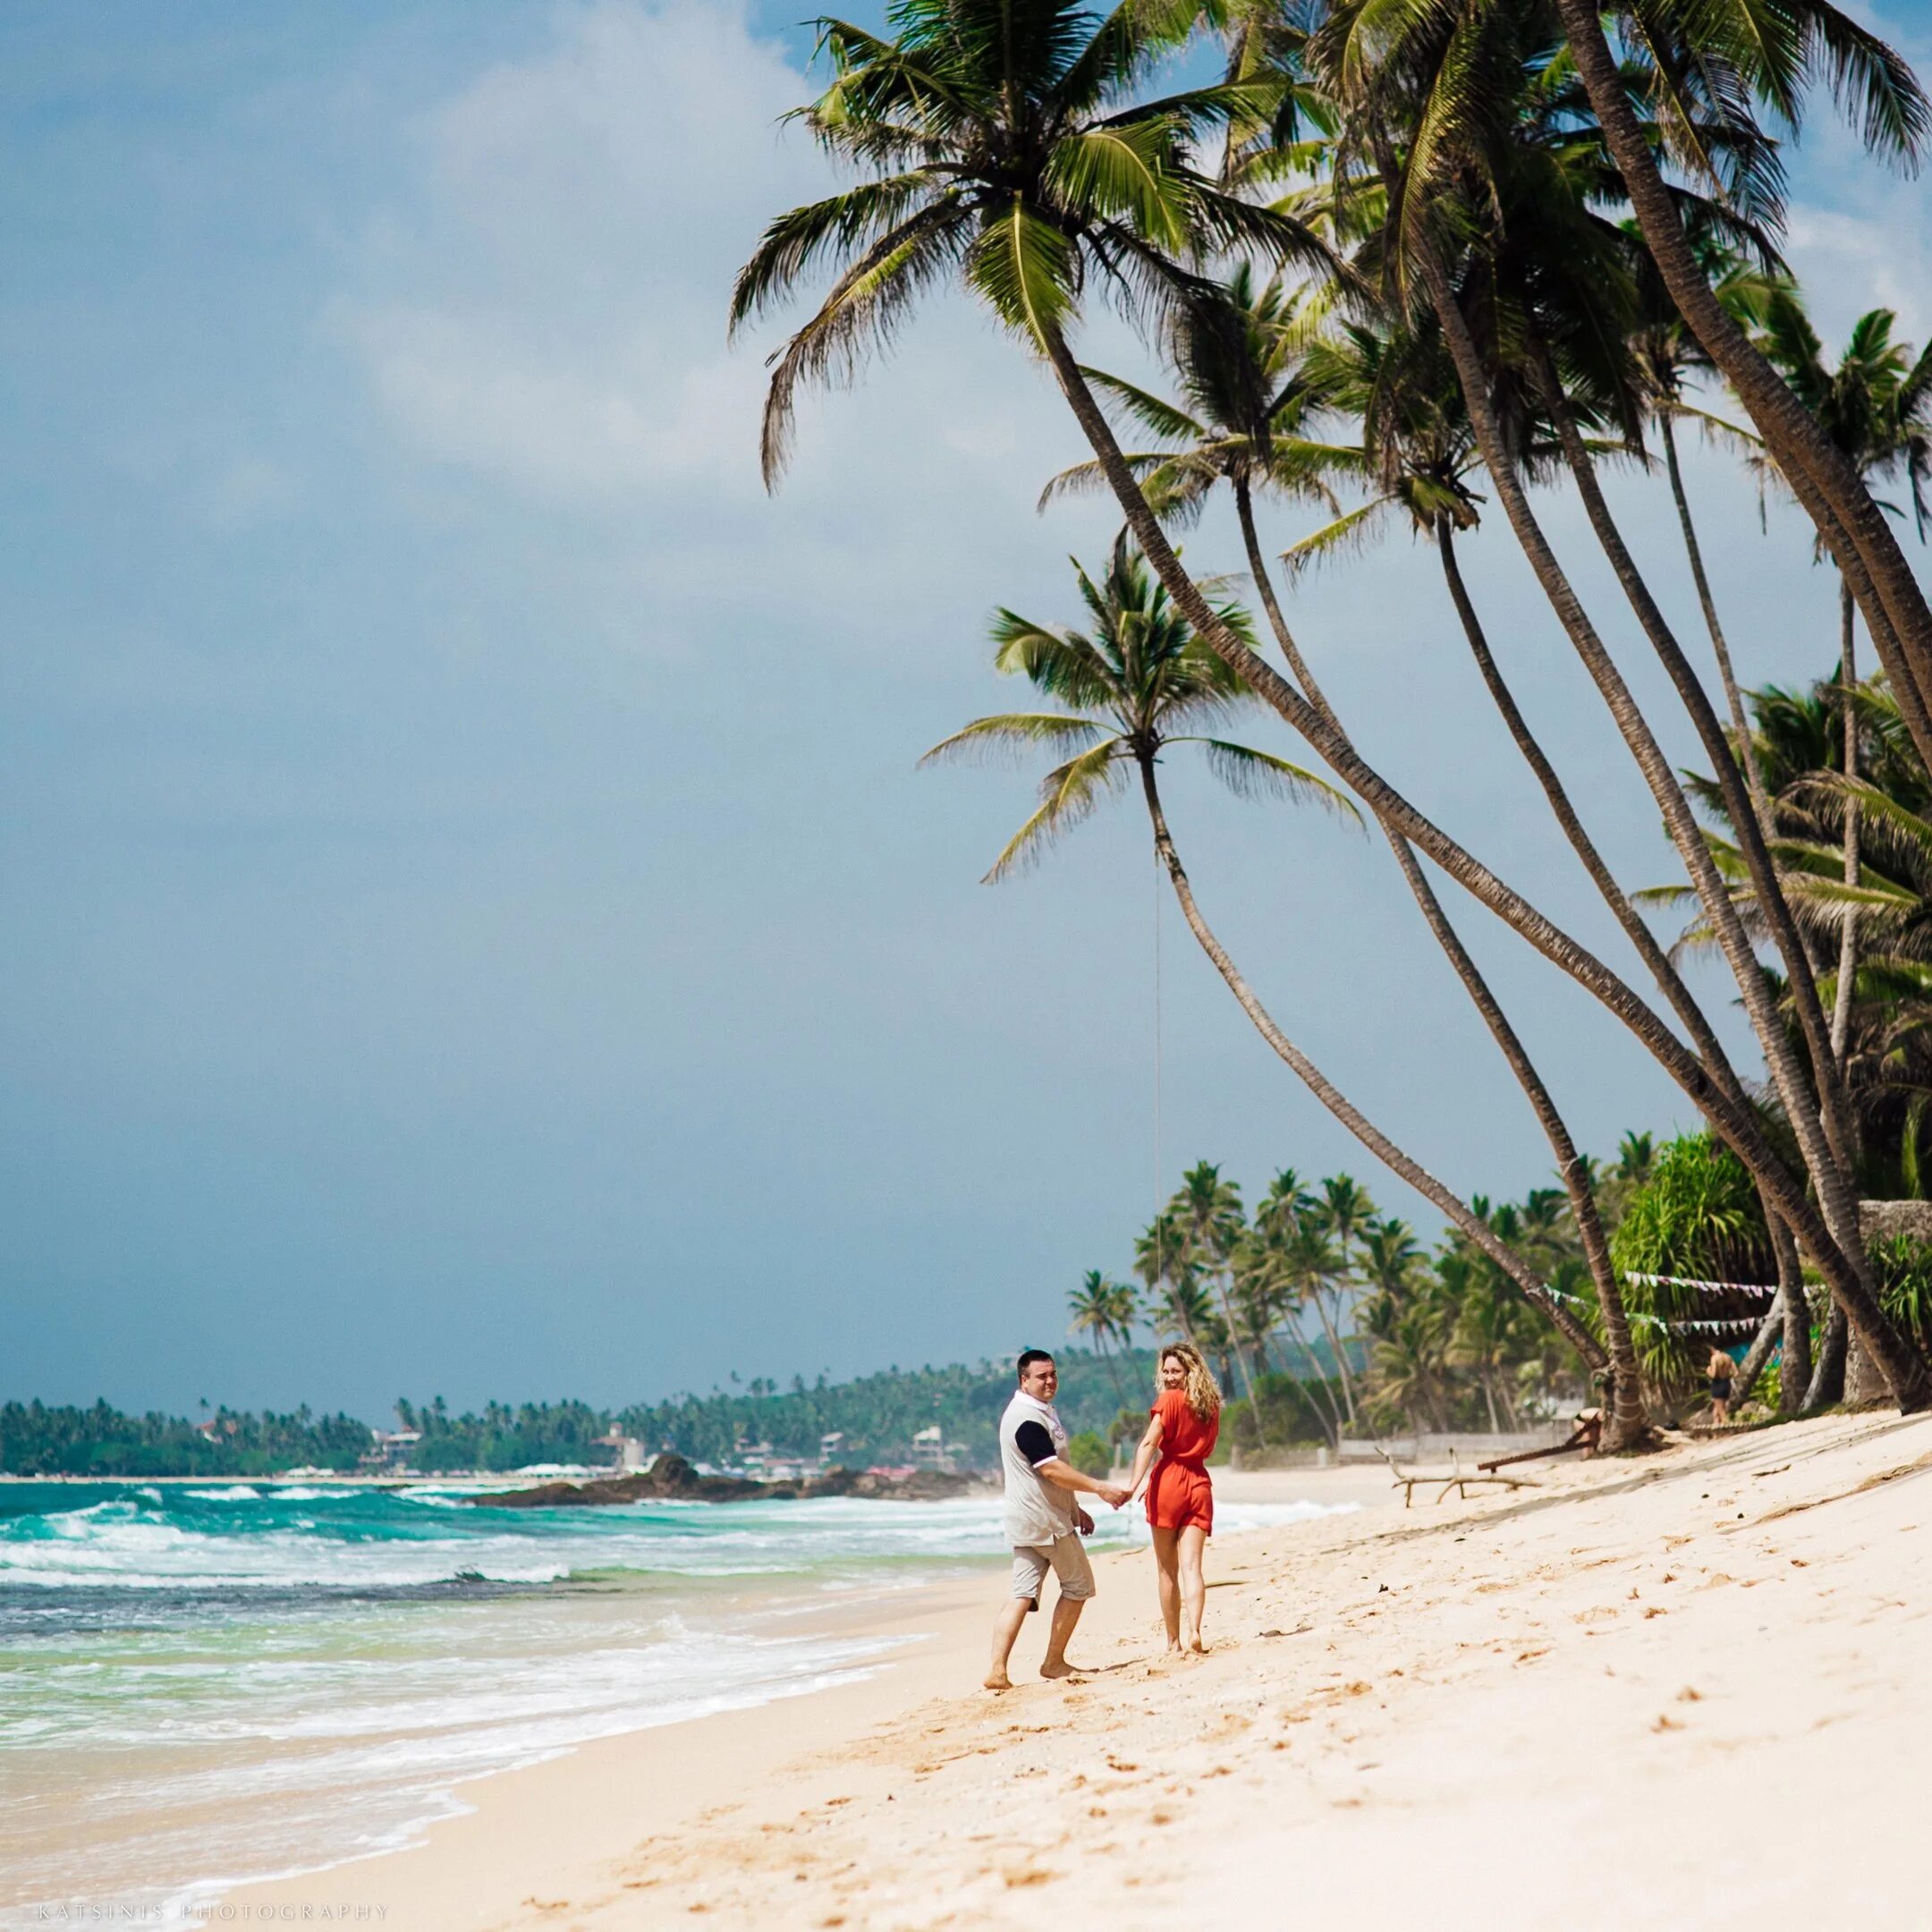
<box><xmin>336</xmin><ymin>0</ymin><xmax>818</xmax><ymax>503</ymax></box>
<box><xmin>1785</xmin><ymin>200</ymin><xmax>1932</xmax><ymax>347</ymax></box>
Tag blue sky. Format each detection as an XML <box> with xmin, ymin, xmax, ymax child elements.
<box><xmin>4</xmin><ymin>1</ymin><xmax>1930</xmax><ymax>1422</ymax></box>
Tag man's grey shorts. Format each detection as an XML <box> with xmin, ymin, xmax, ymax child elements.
<box><xmin>1011</xmin><ymin>1534</ymin><xmax>1096</xmax><ymax>1607</ymax></box>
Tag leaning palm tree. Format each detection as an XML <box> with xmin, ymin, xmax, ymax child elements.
<box><xmin>1623</xmin><ymin>226</ymin><xmax>1787</xmax><ymax>833</ymax></box>
<box><xmin>920</xmin><ymin>531</ymin><xmax>1611</xmax><ymax>1377</ymax></box>
<box><xmin>1053</xmin><ymin>278</ymin><xmax>1654</xmax><ymax>1441</ymax></box>
<box><xmin>741</xmin><ymin>0</ymin><xmax>1771</xmax><ymax>1410</ymax></box>
<box><xmin>1307</xmin><ymin>0</ymin><xmax>1920</xmax><ymax>1402</ymax></box>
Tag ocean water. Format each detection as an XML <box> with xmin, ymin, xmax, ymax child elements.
<box><xmin>0</xmin><ymin>1479</ymin><xmax>1342</xmax><ymax>1919</ymax></box>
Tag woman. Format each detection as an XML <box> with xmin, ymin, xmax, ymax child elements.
<box><xmin>1707</xmin><ymin>1346</ymin><xmax>1734</xmax><ymax>1426</ymax></box>
<box><xmin>1126</xmin><ymin>1343</ymin><xmax>1221</xmax><ymax>1655</ymax></box>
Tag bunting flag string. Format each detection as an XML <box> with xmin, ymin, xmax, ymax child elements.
<box><xmin>1623</xmin><ymin>1270</ymin><xmax>1780</xmax><ymax>1301</ymax></box>
<box><xmin>1551</xmin><ymin>1288</ymin><xmax>1767</xmax><ymax>1336</ymax></box>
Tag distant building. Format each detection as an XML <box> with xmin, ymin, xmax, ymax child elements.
<box><xmin>911</xmin><ymin>1426</ymin><xmax>953</xmax><ymax>1474</ymax></box>
<box><xmin>360</xmin><ymin>1428</ymin><xmax>422</xmax><ymax>1472</ymax></box>
<box><xmin>597</xmin><ymin>1430</ymin><xmax>646</xmax><ymax>1471</ymax></box>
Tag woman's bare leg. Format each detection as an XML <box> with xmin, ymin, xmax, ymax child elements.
<box><xmin>1151</xmin><ymin>1527</ymin><xmax>1182</xmax><ymax>1650</ymax></box>
<box><xmin>1178</xmin><ymin>1526</ymin><xmax>1208</xmax><ymax>1652</ymax></box>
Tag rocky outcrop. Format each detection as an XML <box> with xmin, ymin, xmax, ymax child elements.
<box><xmin>468</xmin><ymin>1453</ymin><xmax>992</xmax><ymax>1508</ymax></box>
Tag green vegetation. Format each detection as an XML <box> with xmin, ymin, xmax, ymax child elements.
<box><xmin>0</xmin><ymin>1402</ymin><xmax>374</xmax><ymax>1478</ymax></box>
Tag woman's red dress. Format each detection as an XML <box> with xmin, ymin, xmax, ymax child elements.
<box><xmin>1144</xmin><ymin>1388</ymin><xmax>1217</xmax><ymax>1534</ymax></box>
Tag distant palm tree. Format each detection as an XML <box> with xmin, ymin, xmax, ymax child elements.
<box><xmin>1311</xmin><ymin>1174</ymin><xmax>1375</xmax><ymax>1421</ymax></box>
<box><xmin>1068</xmin><ymin>1269</ymin><xmax>1129</xmax><ymax>1403</ymax></box>
<box><xmin>1170</xmin><ymin>1160</ymin><xmax>1267</xmax><ymax>1429</ymax></box>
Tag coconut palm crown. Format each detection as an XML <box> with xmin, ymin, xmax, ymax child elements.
<box><xmin>729</xmin><ymin>0</ymin><xmax>1344</xmax><ymax>485</ymax></box>
<box><xmin>920</xmin><ymin>531</ymin><xmax>1357</xmax><ymax>880</ymax></box>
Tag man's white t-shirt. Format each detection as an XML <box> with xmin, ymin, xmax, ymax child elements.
<box><xmin>999</xmin><ymin>1388</ymin><xmax>1076</xmax><ymax>1546</ymax></box>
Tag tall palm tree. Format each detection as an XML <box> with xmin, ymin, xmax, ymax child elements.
<box><xmin>921</xmin><ymin>532</ymin><xmax>1608</xmax><ymax>1377</ymax></box>
<box><xmin>1755</xmin><ymin>293</ymin><xmax>1932</xmax><ymax>1061</ymax></box>
<box><xmin>740</xmin><ymin>0</ymin><xmax>1885</xmax><ymax>1403</ymax></box>
<box><xmin>1309</xmin><ymin>0</ymin><xmax>1920</xmax><ymax>1399</ymax></box>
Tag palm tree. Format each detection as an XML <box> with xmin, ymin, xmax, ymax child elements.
<box><xmin>1169</xmin><ymin>1159</ymin><xmax>1269</xmax><ymax>1426</ymax></box>
<box><xmin>1309</xmin><ymin>0</ymin><xmax>1920</xmax><ymax>1401</ymax></box>
<box><xmin>1056</xmin><ymin>281</ymin><xmax>1656</xmax><ymax>1441</ymax></box>
<box><xmin>920</xmin><ymin>530</ymin><xmax>1611</xmax><ymax>1383</ymax></box>
<box><xmin>1068</xmin><ymin>1268</ymin><xmax>1128</xmax><ymax>1402</ymax></box>
<box><xmin>739</xmin><ymin>1</ymin><xmax>1873</xmax><ymax>1403</ymax></box>
<box><xmin>1545</xmin><ymin>0</ymin><xmax>1932</xmax><ymax>739</ymax></box>
<box><xmin>1755</xmin><ymin>293</ymin><xmax>1932</xmax><ymax>1062</ymax></box>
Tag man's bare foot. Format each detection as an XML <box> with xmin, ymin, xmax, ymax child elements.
<box><xmin>1039</xmin><ymin>1657</ymin><xmax>1082</xmax><ymax>1680</ymax></box>
<box><xmin>983</xmin><ymin>1670</ymin><xmax>1012</xmax><ymax>1690</ymax></box>
<box><xmin>1187</xmin><ymin>1640</ymin><xmax>1209</xmax><ymax>1656</ymax></box>
<box><xmin>1164</xmin><ymin>1641</ymin><xmax>1184</xmax><ymax>1657</ymax></box>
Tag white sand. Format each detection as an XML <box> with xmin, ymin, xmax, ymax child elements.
<box><xmin>225</xmin><ymin>1417</ymin><xmax>1932</xmax><ymax>1928</ymax></box>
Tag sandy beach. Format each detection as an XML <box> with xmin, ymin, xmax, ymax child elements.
<box><xmin>216</xmin><ymin>1416</ymin><xmax>1930</xmax><ymax>1929</ymax></box>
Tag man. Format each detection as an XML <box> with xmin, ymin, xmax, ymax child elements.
<box><xmin>986</xmin><ymin>1349</ymin><xmax>1129</xmax><ymax>1690</ymax></box>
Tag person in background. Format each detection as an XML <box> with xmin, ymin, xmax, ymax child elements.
<box><xmin>1707</xmin><ymin>1345</ymin><xmax>1735</xmax><ymax>1426</ymax></box>
<box><xmin>1126</xmin><ymin>1343</ymin><xmax>1222</xmax><ymax>1655</ymax></box>
<box><xmin>986</xmin><ymin>1349</ymin><xmax>1128</xmax><ymax>1690</ymax></box>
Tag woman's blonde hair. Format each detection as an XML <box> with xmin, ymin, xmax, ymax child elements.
<box><xmin>1158</xmin><ymin>1343</ymin><xmax>1222</xmax><ymax>1423</ymax></box>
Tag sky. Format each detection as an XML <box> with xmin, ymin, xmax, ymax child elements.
<box><xmin>4</xmin><ymin>2</ymin><xmax>1931</xmax><ymax>1424</ymax></box>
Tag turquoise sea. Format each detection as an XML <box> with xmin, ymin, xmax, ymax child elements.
<box><xmin>0</xmin><ymin>1479</ymin><xmax>1341</xmax><ymax>1919</ymax></box>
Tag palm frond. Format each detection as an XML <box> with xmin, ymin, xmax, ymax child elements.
<box><xmin>983</xmin><ymin>739</ymin><xmax>1128</xmax><ymax>883</ymax></box>
<box><xmin>965</xmin><ymin>198</ymin><xmax>1080</xmax><ymax>350</ymax></box>
<box><xmin>1176</xmin><ymin>739</ymin><xmax>1364</xmax><ymax>825</ymax></box>
<box><xmin>919</xmin><ymin>714</ymin><xmax>1109</xmax><ymax>767</ymax></box>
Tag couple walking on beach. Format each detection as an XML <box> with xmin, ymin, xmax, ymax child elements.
<box><xmin>986</xmin><ymin>1344</ymin><xmax>1221</xmax><ymax>1690</ymax></box>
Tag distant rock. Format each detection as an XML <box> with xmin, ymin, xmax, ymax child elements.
<box><xmin>467</xmin><ymin>1453</ymin><xmax>992</xmax><ymax>1508</ymax></box>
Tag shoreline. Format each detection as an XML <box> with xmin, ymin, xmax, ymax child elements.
<box><xmin>138</xmin><ymin>1470</ymin><xmax>1372</xmax><ymax>1923</ymax></box>
<box><xmin>204</xmin><ymin>1422</ymin><xmax>1932</xmax><ymax>1928</ymax></box>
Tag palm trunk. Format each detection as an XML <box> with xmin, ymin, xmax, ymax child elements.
<box><xmin>1209</xmin><ymin>1272</ymin><xmax>1269</xmax><ymax>1445</ymax></box>
<box><xmin>1733</xmin><ymin>1310</ymin><xmax>1780</xmax><ymax>1408</ymax></box>
<box><xmin>1235</xmin><ymin>482</ymin><xmax>1648</xmax><ymax>1445</ymax></box>
<box><xmin>1126</xmin><ymin>746</ymin><xmax>1608</xmax><ymax>1371</ymax></box>
<box><xmin>1038</xmin><ymin>324</ymin><xmax>1926</xmax><ymax>1409</ymax></box>
<box><xmin>1309</xmin><ymin>1292</ymin><xmax>1357</xmax><ymax>1426</ymax></box>
<box><xmin>1551</xmin><ymin>0</ymin><xmax>1932</xmax><ymax>765</ymax></box>
<box><xmin>1419</xmin><ymin>248</ymin><xmax>1911</xmax><ymax>1396</ymax></box>
<box><xmin>1772</xmin><ymin>1213</ymin><xmax>1812</xmax><ymax>1415</ymax></box>
<box><xmin>1282</xmin><ymin>1318</ymin><xmax>1344</xmax><ymax>1445</ymax></box>
<box><xmin>1806</xmin><ymin>1304</ymin><xmax>1849</xmax><ymax>1411</ymax></box>
<box><xmin>1436</xmin><ymin>522</ymin><xmax>1749</xmax><ymax>1093</ymax></box>
<box><xmin>1833</xmin><ymin>575</ymin><xmax>1862</xmax><ymax>1063</ymax></box>
<box><xmin>1523</xmin><ymin>333</ymin><xmax>1861</xmax><ymax>1198</ymax></box>
<box><xmin>1479</xmin><ymin>1369</ymin><xmax>1500</xmax><ymax>1435</ymax></box>
<box><xmin>1658</xmin><ymin>411</ymin><xmax>1775</xmax><ymax>833</ymax></box>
